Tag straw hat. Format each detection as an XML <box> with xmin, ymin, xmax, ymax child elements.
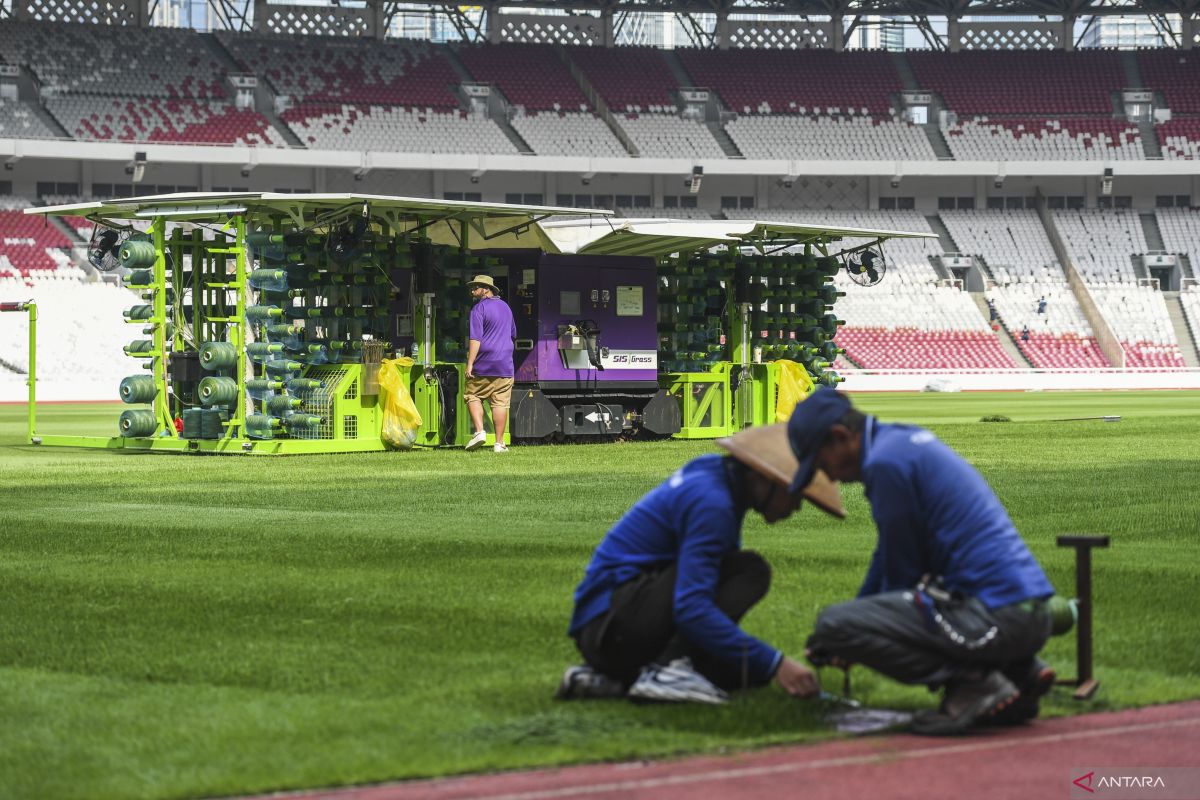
<box><xmin>716</xmin><ymin>423</ymin><xmax>845</xmax><ymax>518</ymax></box>
<box><xmin>467</xmin><ymin>274</ymin><xmax>500</xmax><ymax>294</ymax></box>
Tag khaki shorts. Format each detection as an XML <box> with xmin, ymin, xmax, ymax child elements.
<box><xmin>464</xmin><ymin>376</ymin><xmax>513</xmax><ymax>409</ymax></box>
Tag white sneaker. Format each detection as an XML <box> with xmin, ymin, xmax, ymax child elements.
<box><xmin>464</xmin><ymin>430</ymin><xmax>487</xmax><ymax>451</ymax></box>
<box><xmin>627</xmin><ymin>657</ymin><xmax>728</xmax><ymax>705</ymax></box>
<box><xmin>493</xmin><ymin>442</ymin><xmax>508</xmax><ymax>453</ymax></box>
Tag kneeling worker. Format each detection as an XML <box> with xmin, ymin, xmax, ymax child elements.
<box><xmin>789</xmin><ymin>388</ymin><xmax>1056</xmax><ymax>735</ymax></box>
<box><xmin>558</xmin><ymin>424</ymin><xmax>844</xmax><ymax>704</ymax></box>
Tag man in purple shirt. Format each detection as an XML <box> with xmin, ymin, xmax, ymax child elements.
<box><xmin>464</xmin><ymin>274</ymin><xmax>516</xmax><ymax>453</ymax></box>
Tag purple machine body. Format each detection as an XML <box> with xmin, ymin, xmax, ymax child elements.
<box><xmin>488</xmin><ymin>251</ymin><xmax>680</xmax><ymax>439</ymax></box>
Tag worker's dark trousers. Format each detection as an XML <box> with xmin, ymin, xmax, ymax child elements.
<box><xmin>573</xmin><ymin>550</ymin><xmax>772</xmax><ymax>691</ymax></box>
<box><xmin>805</xmin><ymin>590</ymin><xmax>1052</xmax><ymax>689</ymax></box>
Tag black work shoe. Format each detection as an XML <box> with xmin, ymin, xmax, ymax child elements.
<box><xmin>911</xmin><ymin>670</ymin><xmax>1020</xmax><ymax>736</ymax></box>
<box><xmin>985</xmin><ymin>660</ymin><xmax>1056</xmax><ymax>726</ymax></box>
<box><xmin>555</xmin><ymin>665</ymin><xmax>626</xmax><ymax>700</ymax></box>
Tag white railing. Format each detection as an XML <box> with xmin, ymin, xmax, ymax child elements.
<box><xmin>840</xmin><ymin>367</ymin><xmax>1200</xmax><ymax>392</ymax></box>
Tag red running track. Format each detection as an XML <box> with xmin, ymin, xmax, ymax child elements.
<box><xmin>264</xmin><ymin>701</ymin><xmax>1200</xmax><ymax>800</ymax></box>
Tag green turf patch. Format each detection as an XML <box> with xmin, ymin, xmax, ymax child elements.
<box><xmin>2</xmin><ymin>391</ymin><xmax>1199</xmax><ymax>799</ymax></box>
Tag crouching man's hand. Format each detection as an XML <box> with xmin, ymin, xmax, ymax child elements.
<box><xmin>774</xmin><ymin>656</ymin><xmax>820</xmax><ymax>698</ymax></box>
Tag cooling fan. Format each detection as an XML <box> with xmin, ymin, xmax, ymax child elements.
<box><xmin>87</xmin><ymin>225</ymin><xmax>126</xmax><ymax>272</ymax></box>
<box><xmin>844</xmin><ymin>248</ymin><xmax>887</xmax><ymax>287</ymax></box>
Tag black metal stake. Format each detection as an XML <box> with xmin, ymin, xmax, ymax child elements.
<box><xmin>1056</xmin><ymin>534</ymin><xmax>1110</xmax><ymax>700</ymax></box>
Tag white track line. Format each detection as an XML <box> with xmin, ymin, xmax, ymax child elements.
<box><xmin>468</xmin><ymin>716</ymin><xmax>1200</xmax><ymax>800</ymax></box>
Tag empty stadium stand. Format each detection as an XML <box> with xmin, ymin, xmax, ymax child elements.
<box><xmin>1054</xmin><ymin>208</ymin><xmax>1146</xmax><ymax>284</ymax></box>
<box><xmin>0</xmin><ymin>274</ymin><xmax>133</xmax><ymax>389</ymax></box>
<box><xmin>566</xmin><ymin>45</ymin><xmax>724</xmax><ymax>159</ymax></box>
<box><xmin>677</xmin><ymin>49</ymin><xmax>902</xmax><ymax>116</ymax></box>
<box><xmin>1155</xmin><ymin>208</ymin><xmax>1200</xmax><ymax>266</ymax></box>
<box><xmin>1181</xmin><ymin>287</ymin><xmax>1200</xmax><ymax>349</ymax></box>
<box><xmin>49</xmin><ymin>96</ymin><xmax>286</xmax><ymax>146</ymax></box>
<box><xmin>0</xmin><ymin>98</ymin><xmax>57</xmax><ymax>140</ymax></box>
<box><xmin>616</xmin><ymin>112</ymin><xmax>725</xmax><ymax>159</ymax></box>
<box><xmin>1157</xmin><ymin>119</ymin><xmax>1200</xmax><ymax>160</ymax></box>
<box><xmin>1138</xmin><ymin>50</ymin><xmax>1200</xmax><ymax>115</ymax></box>
<box><xmin>219</xmin><ymin>32</ymin><xmax>460</xmax><ymax>108</ymax></box>
<box><xmin>986</xmin><ymin>284</ymin><xmax>1110</xmax><ymax>368</ymax></box>
<box><xmin>909</xmin><ymin>50</ymin><xmax>1124</xmax><ymax>116</ymax></box>
<box><xmin>726</xmin><ymin>113</ymin><xmax>934</xmax><ymax>161</ymax></box>
<box><xmin>0</xmin><ymin>20</ymin><xmax>284</xmax><ymax>146</ymax></box>
<box><xmin>909</xmin><ymin>50</ymin><xmax>1136</xmax><ymax>160</ymax></box>
<box><xmin>833</xmin><ymin>284</ymin><xmax>1018</xmax><ymax>370</ymax></box>
<box><xmin>1090</xmin><ymin>284</ymin><xmax>1187</xmax><ymax>367</ymax></box>
<box><xmin>281</xmin><ymin>104</ymin><xmax>515</xmax><ymax>154</ymax></box>
<box><xmin>455</xmin><ymin>42</ymin><xmax>625</xmax><ymax>157</ymax></box>
<box><xmin>943</xmin><ymin>117</ymin><xmax>1143</xmax><ymax>161</ymax></box>
<box><xmin>939</xmin><ymin>209</ymin><xmax>1112</xmax><ymax>366</ymax></box>
<box><xmin>940</xmin><ymin>209</ymin><xmax>1061</xmax><ymax>284</ymax></box>
<box><xmin>0</xmin><ymin>205</ymin><xmax>75</xmax><ymax>278</ymax></box>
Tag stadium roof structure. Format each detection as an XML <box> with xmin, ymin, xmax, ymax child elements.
<box><xmin>28</xmin><ymin>193</ymin><xmax>933</xmax><ymax>257</ymax></box>
<box><xmin>400</xmin><ymin>0</ymin><xmax>1199</xmax><ymax>17</ymax></box>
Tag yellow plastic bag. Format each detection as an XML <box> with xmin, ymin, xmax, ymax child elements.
<box><xmin>379</xmin><ymin>357</ymin><xmax>422</xmax><ymax>449</ymax></box>
<box><xmin>775</xmin><ymin>359</ymin><xmax>816</xmax><ymax>423</ymax></box>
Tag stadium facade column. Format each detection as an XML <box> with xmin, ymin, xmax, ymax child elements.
<box><xmin>652</xmin><ymin>175</ymin><xmax>665</xmax><ymax>206</ymax></box>
<box><xmin>1182</xmin><ymin>15</ymin><xmax>1197</xmax><ymax>50</ymax></box>
<box><xmin>487</xmin><ymin>8</ymin><xmax>503</xmax><ymax>44</ymax></box>
<box><xmin>370</xmin><ymin>2</ymin><xmax>385</xmax><ymax>39</ymax></box>
<box><xmin>200</xmin><ymin>164</ymin><xmax>212</xmax><ymax>192</ymax></box>
<box><xmin>252</xmin><ymin>0</ymin><xmax>267</xmax><ymax>32</ymax></box>
<box><xmin>831</xmin><ymin>17</ymin><xmax>845</xmax><ymax>52</ymax></box>
<box><xmin>1061</xmin><ymin>17</ymin><xmax>1075</xmax><ymax>51</ymax></box>
<box><xmin>600</xmin><ymin>9</ymin><xmax>615</xmax><ymax>47</ymax></box>
<box><xmin>715</xmin><ymin>12</ymin><xmax>731</xmax><ymax>50</ymax></box>
<box><xmin>947</xmin><ymin>17</ymin><xmax>961</xmax><ymax>52</ymax></box>
<box><xmin>974</xmin><ymin>176</ymin><xmax>988</xmax><ymax>209</ymax></box>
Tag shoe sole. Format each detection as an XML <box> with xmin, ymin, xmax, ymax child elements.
<box><xmin>911</xmin><ymin>685</ymin><xmax>1020</xmax><ymax>736</ymax></box>
<box><xmin>628</xmin><ymin>682</ymin><xmax>728</xmax><ymax>705</ymax></box>
<box><xmin>464</xmin><ymin>437</ymin><xmax>486</xmax><ymax>451</ymax></box>
<box><xmin>985</xmin><ymin>665</ymin><xmax>1057</xmax><ymax>726</ymax></box>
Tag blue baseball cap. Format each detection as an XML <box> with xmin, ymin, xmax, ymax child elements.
<box><xmin>786</xmin><ymin>386</ymin><xmax>853</xmax><ymax>493</ymax></box>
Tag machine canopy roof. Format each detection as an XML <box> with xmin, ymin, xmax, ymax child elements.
<box><xmin>26</xmin><ymin>193</ymin><xmax>933</xmax><ymax>255</ymax></box>
<box><xmin>537</xmin><ymin>217</ymin><xmax>936</xmax><ymax>257</ymax></box>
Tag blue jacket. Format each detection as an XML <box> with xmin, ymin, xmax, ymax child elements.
<box><xmin>568</xmin><ymin>455</ymin><xmax>782</xmax><ymax>682</ymax></box>
<box><xmin>859</xmin><ymin>417</ymin><xmax>1054</xmax><ymax>608</ymax></box>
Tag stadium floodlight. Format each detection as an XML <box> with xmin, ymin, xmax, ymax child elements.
<box><xmin>890</xmin><ymin>173</ymin><xmax>902</xmax><ymax>189</ymax></box>
<box><xmin>778</xmin><ymin>174</ymin><xmax>798</xmax><ymax>189</ymax></box>
<box><xmin>470</xmin><ymin>168</ymin><xmax>485</xmax><ymax>184</ymax></box>
<box><xmin>581</xmin><ymin>171</ymin><xmax>595</xmax><ymax>186</ymax></box>
<box><xmin>1101</xmin><ymin>167</ymin><xmax>1114</xmax><ymax>196</ymax></box>
<box><xmin>688</xmin><ymin>165</ymin><xmax>703</xmax><ymax>194</ymax></box>
<box><xmin>125</xmin><ymin>151</ymin><xmax>147</xmax><ymax>184</ymax></box>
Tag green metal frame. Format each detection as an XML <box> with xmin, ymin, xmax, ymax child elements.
<box><xmin>662</xmin><ymin>365</ymin><xmax>733</xmax><ymax>440</ymax></box>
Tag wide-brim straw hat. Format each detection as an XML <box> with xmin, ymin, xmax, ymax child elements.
<box><xmin>716</xmin><ymin>423</ymin><xmax>845</xmax><ymax>518</ymax></box>
<box><xmin>467</xmin><ymin>274</ymin><xmax>500</xmax><ymax>293</ymax></box>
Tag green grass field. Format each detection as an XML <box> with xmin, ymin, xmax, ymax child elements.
<box><xmin>2</xmin><ymin>391</ymin><xmax>1198</xmax><ymax>800</ymax></box>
